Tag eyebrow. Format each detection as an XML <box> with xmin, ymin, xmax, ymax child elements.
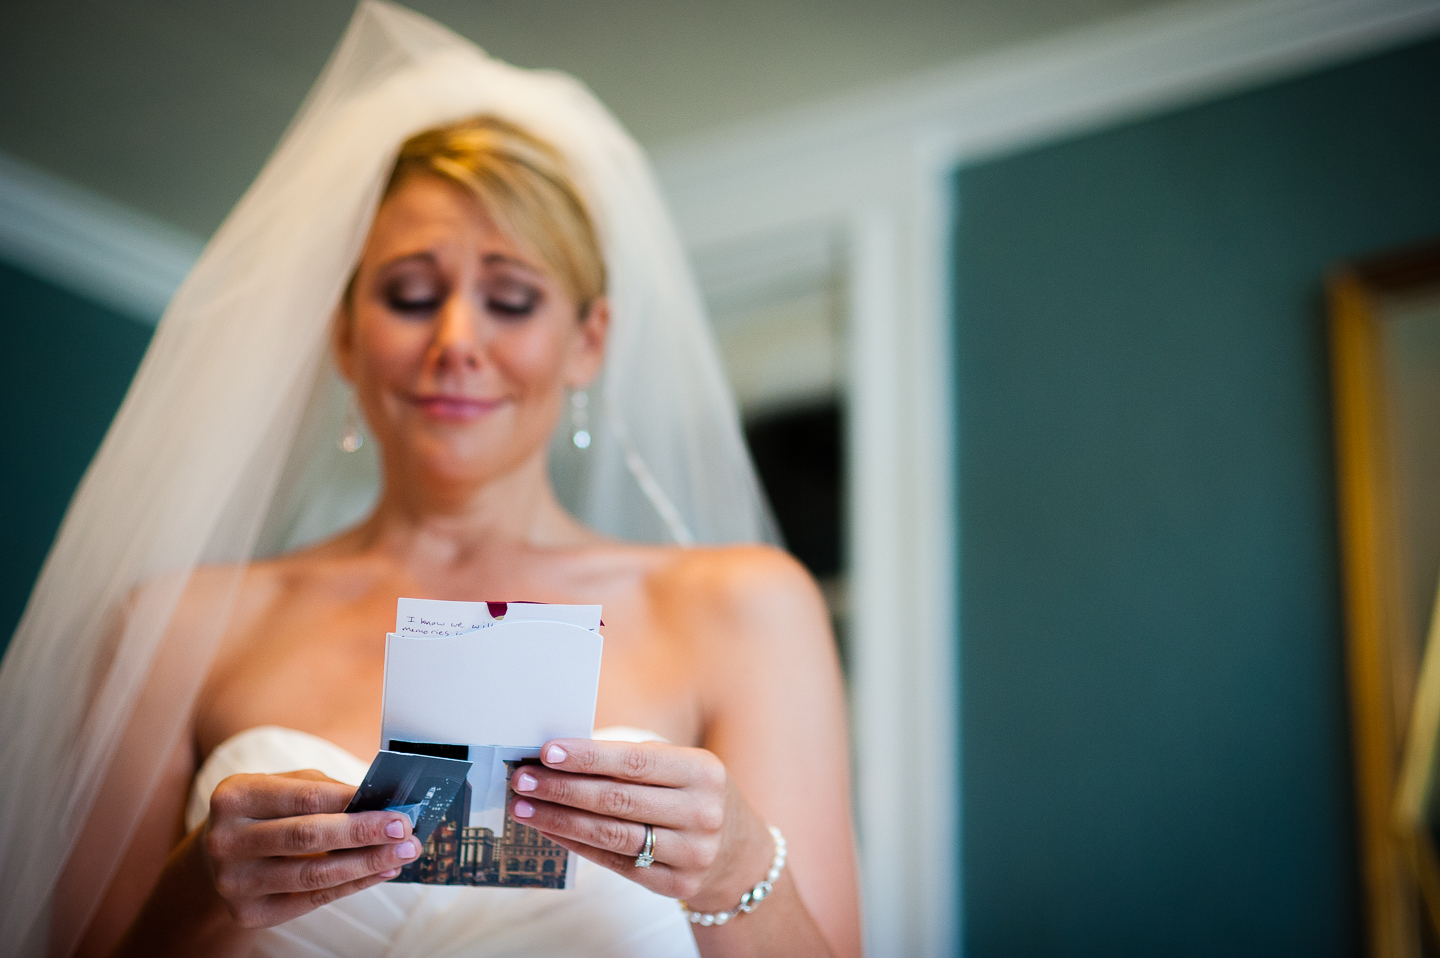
<box><xmin>381</xmin><ymin>251</ymin><xmax>439</xmax><ymax>269</ymax></box>
<box><xmin>378</xmin><ymin>250</ymin><xmax>543</xmax><ymax>277</ymax></box>
<box><xmin>481</xmin><ymin>252</ymin><xmax>543</xmax><ymax>277</ymax></box>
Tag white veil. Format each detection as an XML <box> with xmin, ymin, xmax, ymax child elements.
<box><xmin>0</xmin><ymin>4</ymin><xmax>775</xmax><ymax>953</ymax></box>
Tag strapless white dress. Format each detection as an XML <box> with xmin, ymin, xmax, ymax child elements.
<box><xmin>187</xmin><ymin>726</ymin><xmax>700</xmax><ymax>958</ymax></box>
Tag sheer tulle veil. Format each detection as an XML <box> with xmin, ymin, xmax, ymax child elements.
<box><xmin>0</xmin><ymin>4</ymin><xmax>774</xmax><ymax>953</ymax></box>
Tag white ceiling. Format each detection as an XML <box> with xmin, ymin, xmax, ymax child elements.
<box><xmin>0</xmin><ymin>0</ymin><xmax>1190</xmax><ymax>236</ymax></box>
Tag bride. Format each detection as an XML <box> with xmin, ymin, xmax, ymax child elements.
<box><xmin>0</xmin><ymin>4</ymin><xmax>859</xmax><ymax>958</ymax></box>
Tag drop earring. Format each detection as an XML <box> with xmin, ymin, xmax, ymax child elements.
<box><xmin>339</xmin><ymin>394</ymin><xmax>364</xmax><ymax>452</ymax></box>
<box><xmin>570</xmin><ymin>389</ymin><xmax>591</xmax><ymax>449</ymax></box>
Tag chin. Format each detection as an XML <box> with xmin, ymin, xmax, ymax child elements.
<box><xmin>403</xmin><ymin>435</ymin><xmax>538</xmax><ymax>487</ymax></box>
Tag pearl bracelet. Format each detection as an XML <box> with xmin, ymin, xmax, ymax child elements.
<box><xmin>680</xmin><ymin>825</ymin><xmax>787</xmax><ymax>926</ymax></box>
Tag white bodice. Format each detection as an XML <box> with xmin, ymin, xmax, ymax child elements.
<box><xmin>187</xmin><ymin>726</ymin><xmax>699</xmax><ymax>958</ymax></box>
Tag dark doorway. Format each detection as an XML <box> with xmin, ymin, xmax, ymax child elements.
<box><xmin>744</xmin><ymin>400</ymin><xmax>847</xmax><ymax>669</ymax></box>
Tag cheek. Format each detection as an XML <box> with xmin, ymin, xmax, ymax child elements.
<box><xmin>351</xmin><ymin>315</ymin><xmax>429</xmax><ymax>383</ymax></box>
<box><xmin>488</xmin><ymin>320</ymin><xmax>574</xmax><ymax>392</ymax></box>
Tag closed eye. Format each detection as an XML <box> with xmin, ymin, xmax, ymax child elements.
<box><xmin>486</xmin><ymin>294</ymin><xmax>537</xmax><ymax>317</ymax></box>
<box><xmin>389</xmin><ymin>295</ymin><xmax>443</xmax><ymax>315</ymax></box>
<box><xmin>384</xmin><ymin>274</ymin><xmax>445</xmax><ymax>316</ymax></box>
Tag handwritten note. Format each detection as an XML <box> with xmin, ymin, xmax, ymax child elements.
<box><xmin>395</xmin><ymin>597</ymin><xmax>601</xmax><ymax>636</ymax></box>
<box><xmin>395</xmin><ymin>598</ymin><xmax>493</xmax><ymax>636</ymax></box>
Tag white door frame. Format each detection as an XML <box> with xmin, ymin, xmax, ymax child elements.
<box><xmin>653</xmin><ymin>2</ymin><xmax>1440</xmax><ymax>954</ymax></box>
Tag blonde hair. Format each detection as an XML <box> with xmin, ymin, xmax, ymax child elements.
<box><xmin>385</xmin><ymin>116</ymin><xmax>606</xmax><ymax>310</ymax></box>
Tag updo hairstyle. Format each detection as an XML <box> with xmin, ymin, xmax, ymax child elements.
<box><xmin>383</xmin><ymin>115</ymin><xmax>606</xmax><ymax>312</ymax></box>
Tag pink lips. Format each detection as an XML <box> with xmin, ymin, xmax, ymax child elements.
<box><xmin>411</xmin><ymin>394</ymin><xmax>504</xmax><ymax>422</ymax></box>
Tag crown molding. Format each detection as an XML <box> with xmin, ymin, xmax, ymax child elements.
<box><xmin>654</xmin><ymin>0</ymin><xmax>1440</xmax><ymax>245</ymax></box>
<box><xmin>0</xmin><ymin>153</ymin><xmax>201</xmax><ymax>324</ymax></box>
<box><xmin>2</xmin><ymin>0</ymin><xmax>1435</xmax><ymax>322</ymax></box>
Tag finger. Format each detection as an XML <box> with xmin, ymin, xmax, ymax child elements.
<box><xmin>226</xmin><ymin>809</ymin><xmax>413</xmax><ymax>857</ymax></box>
<box><xmin>211</xmin><ymin>772</ymin><xmax>357</xmax><ymax>821</ymax></box>
<box><xmin>251</xmin><ymin>838</ymin><xmax>421</xmax><ymax>896</ymax></box>
<box><xmin>241</xmin><ymin>867</ymin><xmax>403</xmax><ymax>928</ymax></box>
<box><xmin>511</xmin><ymin>795</ymin><xmax>709</xmax><ymax>871</ymax></box>
<box><xmin>512</xmin><ymin>766</ymin><xmax>696</xmax><ymax>828</ymax></box>
<box><xmin>541</xmin><ymin>740</ymin><xmax>723</xmax><ymax>789</ymax></box>
<box><xmin>538</xmin><ymin>830</ymin><xmax>689</xmax><ymax>894</ymax></box>
<box><xmin>274</xmin><ymin>769</ymin><xmax>346</xmax><ymax>783</ymax></box>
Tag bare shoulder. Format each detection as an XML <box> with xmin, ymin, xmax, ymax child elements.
<box><xmin>642</xmin><ymin>543</ymin><xmax>833</xmax><ymax>660</ymax></box>
<box><xmin>151</xmin><ymin>541</ymin><xmax>341</xmax><ymax>656</ymax></box>
<box><xmin>647</xmin><ymin>542</ymin><xmax>819</xmax><ymax>609</ymax></box>
<box><xmin>163</xmin><ymin>558</ymin><xmax>282</xmax><ymax>636</ymax></box>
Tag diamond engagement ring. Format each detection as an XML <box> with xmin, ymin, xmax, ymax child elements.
<box><xmin>635</xmin><ymin>824</ymin><xmax>655</xmax><ymax>867</ymax></box>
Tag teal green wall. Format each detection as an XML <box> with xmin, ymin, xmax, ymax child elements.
<box><xmin>0</xmin><ymin>261</ymin><xmax>152</xmax><ymax>644</ymax></box>
<box><xmin>955</xmin><ymin>35</ymin><xmax>1440</xmax><ymax>956</ymax></box>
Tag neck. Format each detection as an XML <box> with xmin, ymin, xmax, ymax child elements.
<box><xmin>358</xmin><ymin>450</ymin><xmax>589</xmax><ymax>568</ymax></box>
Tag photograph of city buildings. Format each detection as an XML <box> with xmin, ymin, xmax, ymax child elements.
<box><xmin>399</xmin><ymin>760</ymin><xmax>570</xmax><ymax>889</ymax></box>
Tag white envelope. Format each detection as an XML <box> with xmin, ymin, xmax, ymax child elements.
<box><xmin>375</xmin><ymin>598</ymin><xmax>604</xmax><ymax>889</ymax></box>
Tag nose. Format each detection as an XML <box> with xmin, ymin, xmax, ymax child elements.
<box><xmin>430</xmin><ymin>292</ymin><xmax>482</xmax><ymax>373</ymax></box>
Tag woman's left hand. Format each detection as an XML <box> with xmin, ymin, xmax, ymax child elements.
<box><xmin>509</xmin><ymin>738</ymin><xmax>773</xmax><ymax>907</ymax></box>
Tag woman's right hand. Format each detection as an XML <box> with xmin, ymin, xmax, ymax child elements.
<box><xmin>199</xmin><ymin>769</ymin><xmax>419</xmax><ymax>928</ymax></box>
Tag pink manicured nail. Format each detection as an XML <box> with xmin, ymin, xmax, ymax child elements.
<box><xmin>385</xmin><ymin>819</ymin><xmax>406</xmax><ymax>839</ymax></box>
<box><xmin>514</xmin><ymin>799</ymin><xmax>535</xmax><ymax>818</ymax></box>
<box><xmin>515</xmin><ymin>771</ymin><xmax>537</xmax><ymax>792</ymax></box>
<box><xmin>380</xmin><ymin>867</ymin><xmax>400</xmax><ymax>879</ymax></box>
<box><xmin>395</xmin><ymin>840</ymin><xmax>418</xmax><ymax>860</ymax></box>
<box><xmin>546</xmin><ymin>745</ymin><xmax>567</xmax><ymax>764</ymax></box>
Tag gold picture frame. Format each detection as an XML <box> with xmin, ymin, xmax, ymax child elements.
<box><xmin>1330</xmin><ymin>237</ymin><xmax>1440</xmax><ymax>958</ymax></box>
